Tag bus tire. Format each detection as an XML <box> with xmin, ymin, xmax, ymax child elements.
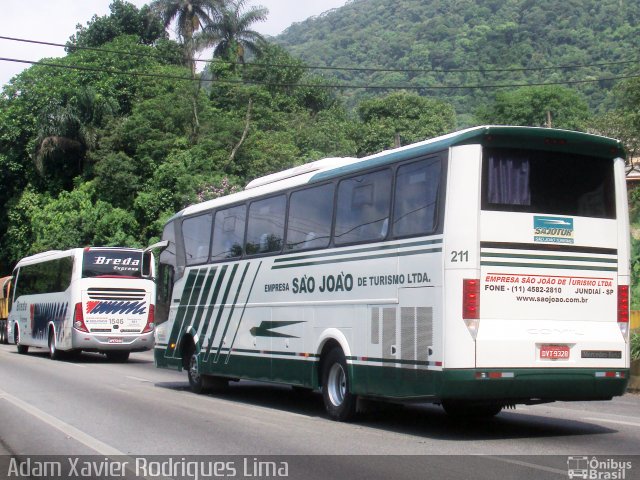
<box><xmin>186</xmin><ymin>350</ymin><xmax>228</xmax><ymax>394</ymax></box>
<box><xmin>0</xmin><ymin>320</ymin><xmax>6</xmax><ymax>344</ymax></box>
<box><xmin>106</xmin><ymin>351</ymin><xmax>130</xmax><ymax>362</ymax></box>
<box><xmin>48</xmin><ymin>329</ymin><xmax>63</xmax><ymax>360</ymax></box>
<box><xmin>321</xmin><ymin>348</ymin><xmax>357</xmax><ymax>422</ymax></box>
<box><xmin>441</xmin><ymin>400</ymin><xmax>502</xmax><ymax>419</ymax></box>
<box><xmin>15</xmin><ymin>328</ymin><xmax>28</xmax><ymax>354</ymax></box>
<box><xmin>188</xmin><ymin>352</ymin><xmax>207</xmax><ymax>394</ymax></box>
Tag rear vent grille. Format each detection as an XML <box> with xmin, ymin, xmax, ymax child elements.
<box><xmin>87</xmin><ymin>288</ymin><xmax>145</xmax><ymax>301</ymax></box>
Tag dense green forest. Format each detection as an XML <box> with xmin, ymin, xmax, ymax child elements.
<box><xmin>2</xmin><ymin>0</ymin><xmax>640</xmax><ymax>303</ymax></box>
<box><xmin>278</xmin><ymin>0</ymin><xmax>640</xmax><ymax>122</ymax></box>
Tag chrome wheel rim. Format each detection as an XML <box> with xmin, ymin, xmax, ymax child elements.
<box><xmin>189</xmin><ymin>354</ymin><xmax>200</xmax><ymax>384</ymax></box>
<box><xmin>327</xmin><ymin>363</ymin><xmax>346</xmax><ymax>406</ymax></box>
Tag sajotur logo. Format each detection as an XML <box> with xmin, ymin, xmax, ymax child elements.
<box><xmin>567</xmin><ymin>456</ymin><xmax>632</xmax><ymax>479</ymax></box>
<box><xmin>534</xmin><ymin>216</ymin><xmax>574</xmax><ymax>245</ymax></box>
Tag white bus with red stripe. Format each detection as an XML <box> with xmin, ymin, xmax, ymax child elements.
<box><xmin>8</xmin><ymin>247</ymin><xmax>156</xmax><ymax>362</ymax></box>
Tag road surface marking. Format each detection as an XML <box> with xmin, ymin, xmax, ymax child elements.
<box><xmin>0</xmin><ymin>387</ymin><xmax>124</xmax><ymax>455</ymax></box>
<box><xmin>584</xmin><ymin>417</ymin><xmax>640</xmax><ymax>428</ymax></box>
<box><xmin>485</xmin><ymin>455</ymin><xmax>566</xmax><ymax>476</ymax></box>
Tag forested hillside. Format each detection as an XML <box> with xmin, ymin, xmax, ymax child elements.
<box><xmin>2</xmin><ymin>0</ymin><xmax>640</xmax><ymax>306</ymax></box>
<box><xmin>278</xmin><ymin>0</ymin><xmax>640</xmax><ymax>119</ymax></box>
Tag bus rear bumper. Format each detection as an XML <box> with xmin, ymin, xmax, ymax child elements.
<box><xmin>72</xmin><ymin>330</ymin><xmax>154</xmax><ymax>352</ymax></box>
<box><xmin>438</xmin><ymin>368</ymin><xmax>630</xmax><ymax>402</ymax></box>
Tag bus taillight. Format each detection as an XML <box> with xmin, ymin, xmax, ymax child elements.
<box><xmin>73</xmin><ymin>302</ymin><xmax>89</xmax><ymax>332</ymax></box>
<box><xmin>618</xmin><ymin>285</ymin><xmax>629</xmax><ymax>339</ymax></box>
<box><xmin>142</xmin><ymin>304</ymin><xmax>155</xmax><ymax>333</ymax></box>
<box><xmin>463</xmin><ymin>279</ymin><xmax>480</xmax><ymax>339</ymax></box>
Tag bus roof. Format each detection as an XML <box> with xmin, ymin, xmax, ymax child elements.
<box><xmin>173</xmin><ymin>125</ymin><xmax>625</xmax><ymax>221</ymax></box>
<box><xmin>14</xmin><ymin>247</ymin><xmax>144</xmax><ymax>269</ymax></box>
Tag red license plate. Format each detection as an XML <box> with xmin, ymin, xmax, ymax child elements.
<box><xmin>540</xmin><ymin>345</ymin><xmax>570</xmax><ymax>359</ymax></box>
<box><xmin>108</xmin><ymin>337</ymin><xmax>123</xmax><ymax>344</ymax></box>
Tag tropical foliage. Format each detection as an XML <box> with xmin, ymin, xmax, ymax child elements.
<box><xmin>3</xmin><ymin>0</ymin><xmax>640</xmax><ymax>310</ymax></box>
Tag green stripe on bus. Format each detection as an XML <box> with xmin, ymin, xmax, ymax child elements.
<box><xmin>204</xmin><ymin>263</ymin><xmax>239</xmax><ymax>361</ymax></box>
<box><xmin>197</xmin><ymin>265</ymin><xmax>229</xmax><ymax>350</ymax></box>
<box><xmin>273</xmin><ymin>238</ymin><xmax>443</xmax><ymax>264</ymax></box>
<box><xmin>480</xmin><ymin>261</ymin><xmax>618</xmax><ymax>271</ymax></box>
<box><xmin>179</xmin><ymin>268</ymin><xmax>208</xmax><ymax>343</ymax></box>
<box><xmin>272</xmin><ymin>247</ymin><xmax>442</xmax><ymax>270</ymax></box>
<box><xmin>213</xmin><ymin>263</ymin><xmax>251</xmax><ymax>363</ymax></box>
<box><xmin>346</xmin><ymin>356</ymin><xmax>431</xmax><ymax>366</ymax></box>
<box><xmin>165</xmin><ymin>268</ymin><xmax>200</xmax><ymax>358</ymax></box>
<box><xmin>190</xmin><ymin>267</ymin><xmax>217</xmax><ymax>333</ymax></box>
<box><xmin>481</xmin><ymin>252</ymin><xmax>617</xmax><ymax>263</ymax></box>
<box><xmin>225</xmin><ymin>262</ymin><xmax>263</xmax><ymax>364</ymax></box>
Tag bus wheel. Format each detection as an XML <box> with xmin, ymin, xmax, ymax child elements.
<box><xmin>188</xmin><ymin>352</ymin><xmax>207</xmax><ymax>394</ymax></box>
<box><xmin>48</xmin><ymin>329</ymin><xmax>62</xmax><ymax>360</ymax></box>
<box><xmin>187</xmin><ymin>353</ymin><xmax>228</xmax><ymax>394</ymax></box>
<box><xmin>441</xmin><ymin>400</ymin><xmax>502</xmax><ymax>419</ymax></box>
<box><xmin>0</xmin><ymin>321</ymin><xmax>6</xmax><ymax>344</ymax></box>
<box><xmin>106</xmin><ymin>351</ymin><xmax>130</xmax><ymax>362</ymax></box>
<box><xmin>322</xmin><ymin>348</ymin><xmax>357</xmax><ymax>421</ymax></box>
<box><xmin>15</xmin><ymin>328</ymin><xmax>28</xmax><ymax>354</ymax></box>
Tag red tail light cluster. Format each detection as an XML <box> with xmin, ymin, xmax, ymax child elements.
<box><xmin>618</xmin><ymin>285</ymin><xmax>629</xmax><ymax>338</ymax></box>
<box><xmin>142</xmin><ymin>304</ymin><xmax>155</xmax><ymax>333</ymax></box>
<box><xmin>618</xmin><ymin>285</ymin><xmax>629</xmax><ymax>324</ymax></box>
<box><xmin>463</xmin><ymin>279</ymin><xmax>480</xmax><ymax>319</ymax></box>
<box><xmin>74</xmin><ymin>302</ymin><xmax>89</xmax><ymax>332</ymax></box>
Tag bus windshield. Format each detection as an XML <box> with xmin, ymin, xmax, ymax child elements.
<box><xmin>82</xmin><ymin>249</ymin><xmax>143</xmax><ymax>278</ymax></box>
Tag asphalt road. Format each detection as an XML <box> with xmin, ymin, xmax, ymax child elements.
<box><xmin>0</xmin><ymin>344</ymin><xmax>638</xmax><ymax>480</ymax></box>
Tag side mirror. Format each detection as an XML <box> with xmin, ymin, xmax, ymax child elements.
<box><xmin>142</xmin><ymin>241</ymin><xmax>170</xmax><ymax>279</ymax></box>
<box><xmin>145</xmin><ymin>240</ymin><xmax>169</xmax><ymax>253</ymax></box>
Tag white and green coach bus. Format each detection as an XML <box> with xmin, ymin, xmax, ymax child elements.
<box><xmin>153</xmin><ymin>126</ymin><xmax>630</xmax><ymax>420</ymax></box>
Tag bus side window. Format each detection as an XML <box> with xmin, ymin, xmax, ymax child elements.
<box><xmin>393</xmin><ymin>158</ymin><xmax>441</xmax><ymax>237</ymax></box>
<box><xmin>246</xmin><ymin>195</ymin><xmax>286</xmax><ymax>255</ymax></box>
<box><xmin>182</xmin><ymin>213</ymin><xmax>213</xmax><ymax>266</ymax></box>
<box><xmin>286</xmin><ymin>183</ymin><xmax>334</xmax><ymax>251</ymax></box>
<box><xmin>335</xmin><ymin>169</ymin><xmax>392</xmax><ymax>245</ymax></box>
<box><xmin>212</xmin><ymin>205</ymin><xmax>246</xmax><ymax>260</ymax></box>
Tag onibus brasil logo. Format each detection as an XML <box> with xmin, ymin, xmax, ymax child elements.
<box><xmin>567</xmin><ymin>456</ymin><xmax>632</xmax><ymax>479</ymax></box>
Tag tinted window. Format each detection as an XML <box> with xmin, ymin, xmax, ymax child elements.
<box><xmin>14</xmin><ymin>257</ymin><xmax>74</xmax><ymax>297</ymax></box>
<box><xmin>482</xmin><ymin>148</ymin><xmax>615</xmax><ymax>218</ymax></box>
<box><xmin>82</xmin><ymin>250</ymin><xmax>142</xmax><ymax>278</ymax></box>
<box><xmin>286</xmin><ymin>183</ymin><xmax>335</xmax><ymax>251</ymax></box>
<box><xmin>246</xmin><ymin>196</ymin><xmax>286</xmax><ymax>255</ymax></box>
<box><xmin>211</xmin><ymin>205</ymin><xmax>246</xmax><ymax>260</ymax></box>
<box><xmin>393</xmin><ymin>158</ymin><xmax>441</xmax><ymax>237</ymax></box>
<box><xmin>182</xmin><ymin>213</ymin><xmax>212</xmax><ymax>265</ymax></box>
<box><xmin>335</xmin><ymin>170</ymin><xmax>392</xmax><ymax>245</ymax></box>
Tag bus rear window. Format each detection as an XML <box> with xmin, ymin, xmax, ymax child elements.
<box><xmin>82</xmin><ymin>250</ymin><xmax>143</xmax><ymax>278</ymax></box>
<box><xmin>481</xmin><ymin>148</ymin><xmax>615</xmax><ymax>219</ymax></box>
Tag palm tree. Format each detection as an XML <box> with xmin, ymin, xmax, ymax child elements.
<box><xmin>150</xmin><ymin>0</ymin><xmax>222</xmax><ymax>73</ymax></box>
<box><xmin>196</xmin><ymin>0</ymin><xmax>268</xmax><ymax>65</ymax></box>
<box><xmin>35</xmin><ymin>88</ymin><xmax>116</xmax><ymax>186</ymax></box>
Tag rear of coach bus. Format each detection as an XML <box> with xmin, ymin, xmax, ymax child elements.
<box><xmin>443</xmin><ymin>127</ymin><xmax>629</xmax><ymax>403</ymax></box>
<box><xmin>72</xmin><ymin>248</ymin><xmax>155</xmax><ymax>357</ymax></box>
